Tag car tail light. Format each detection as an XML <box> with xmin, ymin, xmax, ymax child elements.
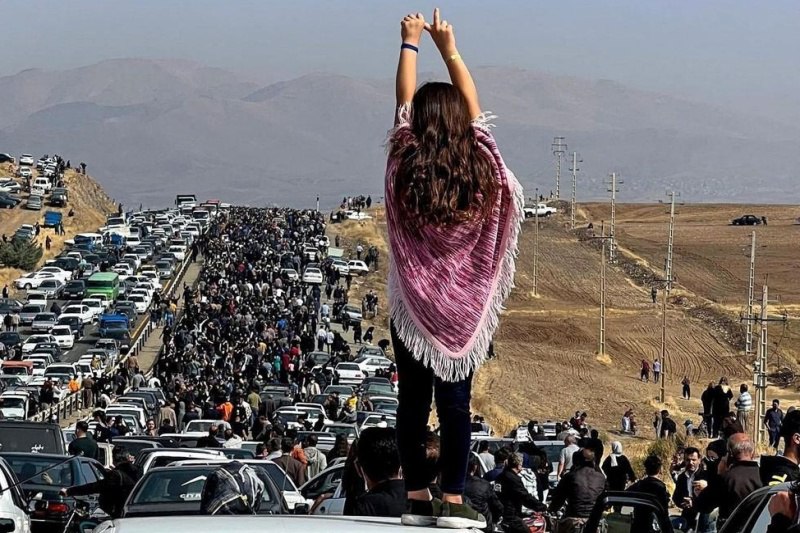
<box><xmin>46</xmin><ymin>501</ymin><xmax>70</xmax><ymax>514</ymax></box>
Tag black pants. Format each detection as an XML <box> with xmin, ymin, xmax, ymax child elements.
<box><xmin>392</xmin><ymin>323</ymin><xmax>472</xmax><ymax>494</ymax></box>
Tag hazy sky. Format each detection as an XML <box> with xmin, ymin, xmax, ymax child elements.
<box><xmin>3</xmin><ymin>0</ymin><xmax>799</xmax><ymax>123</ymax></box>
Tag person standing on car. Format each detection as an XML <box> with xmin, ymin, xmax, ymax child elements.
<box><xmin>548</xmin><ymin>448</ymin><xmax>606</xmax><ymax>533</ymax></box>
<box><xmin>496</xmin><ymin>453</ymin><xmax>546</xmax><ymax>533</ymax></box>
<box><xmin>386</xmin><ymin>10</ymin><xmax>523</xmax><ymax>528</ymax></box>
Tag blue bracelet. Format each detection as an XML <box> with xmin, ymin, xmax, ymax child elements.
<box><xmin>401</xmin><ymin>42</ymin><xmax>419</xmax><ymax>53</ymax></box>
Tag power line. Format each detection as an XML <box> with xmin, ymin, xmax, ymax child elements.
<box><xmin>658</xmin><ymin>191</ymin><xmax>678</xmax><ymax>403</ymax></box>
<box><xmin>592</xmin><ymin>222</ymin><xmax>613</xmax><ymax>359</ymax></box>
<box><xmin>552</xmin><ymin>137</ymin><xmax>567</xmax><ymax>200</ymax></box>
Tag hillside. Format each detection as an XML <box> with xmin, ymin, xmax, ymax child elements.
<box><xmin>0</xmin><ymin>163</ymin><xmax>116</xmax><ymax>291</ymax></box>
<box><xmin>1</xmin><ymin>59</ymin><xmax>799</xmax><ymax>206</ymax></box>
<box><xmin>337</xmin><ymin>203</ymin><xmax>800</xmax><ymax>438</ymax></box>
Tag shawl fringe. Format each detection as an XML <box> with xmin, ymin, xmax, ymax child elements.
<box><xmin>389</xmin><ymin>176</ymin><xmax>525</xmax><ymax>382</ymax></box>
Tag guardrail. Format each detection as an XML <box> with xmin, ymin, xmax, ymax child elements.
<box><xmin>28</xmin><ymin>253</ymin><xmax>197</xmax><ymax>424</ymax></box>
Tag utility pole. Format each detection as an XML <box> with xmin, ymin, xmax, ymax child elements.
<box><xmin>606</xmin><ymin>173</ymin><xmax>623</xmax><ymax>262</ymax></box>
<box><xmin>533</xmin><ymin>187</ymin><xmax>539</xmax><ymax>297</ymax></box>
<box><xmin>745</xmin><ymin>231</ymin><xmax>756</xmax><ymax>358</ymax></box>
<box><xmin>658</xmin><ymin>191</ymin><xmax>678</xmax><ymax>403</ymax></box>
<box><xmin>316</xmin><ymin>196</ymin><xmax>320</xmax><ymax>212</ymax></box>
<box><xmin>592</xmin><ymin>222</ymin><xmax>612</xmax><ymax>359</ymax></box>
<box><xmin>552</xmin><ymin>137</ymin><xmax>567</xmax><ymax>200</ymax></box>
<box><xmin>742</xmin><ymin>280</ymin><xmax>788</xmax><ymax>445</ymax></box>
<box><xmin>569</xmin><ymin>152</ymin><xmax>581</xmax><ymax>229</ymax></box>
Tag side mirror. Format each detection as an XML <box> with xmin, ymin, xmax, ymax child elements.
<box><xmin>0</xmin><ymin>518</ymin><xmax>15</xmax><ymax>532</ymax></box>
<box><xmin>293</xmin><ymin>503</ymin><xmax>310</xmax><ymax>515</ymax></box>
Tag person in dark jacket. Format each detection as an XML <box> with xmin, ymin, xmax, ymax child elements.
<box><xmin>484</xmin><ymin>447</ymin><xmax>511</xmax><ymax>482</ymax></box>
<box><xmin>701</xmin><ymin>382</ymin><xmax>715</xmax><ymax>435</ymax></box>
<box><xmin>68</xmin><ymin>421</ymin><xmax>99</xmax><ymax>460</ymax></box>
<box><xmin>464</xmin><ymin>456</ymin><xmax>503</xmax><ymax>533</ymax></box>
<box><xmin>711</xmin><ymin>378</ymin><xmax>734</xmax><ymax>438</ymax></box>
<box><xmin>348</xmin><ymin>427</ymin><xmax>406</xmax><ymax>518</ymax></box>
<box><xmin>627</xmin><ymin>454</ymin><xmax>670</xmax><ymax>531</ymax></box>
<box><xmin>761</xmin><ymin>409</ymin><xmax>800</xmax><ymax>486</ymax></box>
<box><xmin>696</xmin><ymin>433</ymin><xmax>763</xmax><ymax>524</ymax></box>
<box><xmin>62</xmin><ymin>446</ymin><xmax>141</xmax><ymax>518</ymax></box>
<box><xmin>548</xmin><ymin>448</ymin><xmax>606</xmax><ymax>533</ymax></box>
<box><xmin>601</xmin><ymin>441</ymin><xmax>636</xmax><ymax>491</ymax></box>
<box><xmin>671</xmin><ymin>447</ymin><xmax>709</xmax><ymax>531</ymax></box>
<box><xmin>497</xmin><ymin>452</ymin><xmax>546</xmax><ymax>533</ymax></box>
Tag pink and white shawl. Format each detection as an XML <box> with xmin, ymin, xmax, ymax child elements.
<box><xmin>385</xmin><ymin>105</ymin><xmax>524</xmax><ymax>382</ymax></box>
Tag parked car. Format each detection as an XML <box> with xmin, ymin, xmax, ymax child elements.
<box><xmin>353</xmin><ymin>355</ymin><xmax>393</xmax><ymax>376</ymax></box>
<box><xmin>19</xmin><ymin>303</ymin><xmax>45</xmax><ymax>326</ymax></box>
<box><xmin>0</xmin><ymin>179</ymin><xmax>21</xmax><ymax>193</ymax></box>
<box><xmin>347</xmin><ymin>260</ymin><xmax>369</xmax><ymax>275</ymax></box>
<box><xmin>25</xmin><ymin>195</ymin><xmax>43</xmax><ymax>210</ymax></box>
<box><xmin>333</xmin><ymin>362</ymin><xmax>365</xmax><ymax>385</ymax></box>
<box><xmin>731</xmin><ymin>215</ymin><xmax>762</xmax><ymax>226</ymax></box>
<box><xmin>302</xmin><ymin>267</ymin><xmax>324</xmax><ymax>284</ymax></box>
<box><xmin>14</xmin><ymin>272</ymin><xmax>56</xmax><ymax>291</ymax></box>
<box><xmin>30</xmin><ymin>312</ymin><xmax>58</xmax><ymax>333</ymax></box>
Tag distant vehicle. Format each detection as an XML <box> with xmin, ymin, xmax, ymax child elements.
<box><xmin>0</xmin><ymin>153</ymin><xmax>14</xmax><ymax>163</ymax></box>
<box><xmin>334</xmin><ymin>362</ymin><xmax>365</xmax><ymax>385</ymax></box>
<box><xmin>731</xmin><ymin>215</ymin><xmax>762</xmax><ymax>226</ymax></box>
<box><xmin>37</xmin><ymin>279</ymin><xmax>65</xmax><ymax>298</ymax></box>
<box><xmin>339</xmin><ymin>304</ymin><xmax>363</xmax><ymax>323</ymax></box>
<box><xmin>0</xmin><ymin>193</ymin><xmax>19</xmax><ymax>209</ymax></box>
<box><xmin>32</xmin><ymin>177</ymin><xmax>52</xmax><ymax>192</ymax></box>
<box><xmin>281</xmin><ymin>268</ymin><xmax>299</xmax><ymax>281</ymax></box>
<box><xmin>0</xmin><ymin>179</ymin><xmax>21</xmax><ymax>193</ymax></box>
<box><xmin>85</xmin><ymin>272</ymin><xmax>120</xmax><ymax>300</ymax></box>
<box><xmin>302</xmin><ymin>267</ymin><xmax>324</xmax><ymax>284</ymax></box>
<box><xmin>49</xmin><ymin>190</ymin><xmax>67</xmax><ymax>207</ymax></box>
<box><xmin>14</xmin><ymin>271</ymin><xmax>57</xmax><ymax>291</ymax></box>
<box><xmin>18</xmin><ymin>154</ymin><xmax>34</xmax><ymax>166</ymax></box>
<box><xmin>43</xmin><ymin>210</ymin><xmax>63</xmax><ymax>228</ymax></box>
<box><xmin>50</xmin><ymin>325</ymin><xmax>75</xmax><ymax>349</ymax></box>
<box><xmin>19</xmin><ymin>303</ymin><xmax>45</xmax><ymax>325</ymax></box>
<box><xmin>523</xmin><ymin>203</ymin><xmax>558</xmax><ymax>218</ymax></box>
<box><xmin>353</xmin><ymin>355</ymin><xmax>393</xmax><ymax>376</ymax></box>
<box><xmin>17</xmin><ymin>166</ymin><xmax>32</xmax><ymax>179</ymax></box>
<box><xmin>347</xmin><ymin>260</ymin><xmax>369</xmax><ymax>276</ymax></box>
<box><xmin>38</xmin><ymin>266</ymin><xmax>72</xmax><ymax>282</ymax></box>
<box><xmin>25</xmin><ymin>194</ymin><xmax>43</xmax><ymax>210</ymax></box>
<box><xmin>30</xmin><ymin>312</ymin><xmax>58</xmax><ymax>333</ymax></box>
<box><xmin>62</xmin><ymin>280</ymin><xmax>87</xmax><ymax>300</ymax></box>
<box><xmin>61</xmin><ymin>304</ymin><xmax>94</xmax><ymax>324</ymax></box>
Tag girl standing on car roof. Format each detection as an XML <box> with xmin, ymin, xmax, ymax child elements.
<box><xmin>385</xmin><ymin>9</ymin><xmax>522</xmax><ymax>529</ymax></box>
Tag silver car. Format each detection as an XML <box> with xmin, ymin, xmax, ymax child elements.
<box><xmin>31</xmin><ymin>312</ymin><xmax>58</xmax><ymax>333</ymax></box>
<box><xmin>19</xmin><ymin>304</ymin><xmax>45</xmax><ymax>325</ymax></box>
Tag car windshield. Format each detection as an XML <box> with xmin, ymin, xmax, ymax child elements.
<box><xmin>132</xmin><ymin>467</ymin><xmax>273</xmax><ymax>504</ymax></box>
<box><xmin>4</xmin><ymin>455</ymin><xmax>74</xmax><ymax>486</ymax></box>
<box><xmin>337</xmin><ymin>363</ymin><xmax>360</xmax><ymax>371</ymax></box>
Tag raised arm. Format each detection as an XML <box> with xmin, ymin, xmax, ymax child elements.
<box><xmin>396</xmin><ymin>13</ymin><xmax>426</xmax><ymax>115</ymax></box>
<box><xmin>426</xmin><ymin>8</ymin><xmax>481</xmax><ymax>119</ymax></box>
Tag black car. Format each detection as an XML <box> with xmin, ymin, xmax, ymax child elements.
<box><xmin>52</xmin><ymin>257</ymin><xmax>80</xmax><ymax>272</ymax></box>
<box><xmin>122</xmin><ymin>464</ymin><xmax>287</xmax><ymax>518</ymax></box>
<box><xmin>31</xmin><ymin>343</ymin><xmax>63</xmax><ymax>362</ymax></box>
<box><xmin>0</xmin><ymin>193</ymin><xmax>20</xmax><ymax>209</ymax></box>
<box><xmin>56</xmin><ymin>316</ymin><xmax>84</xmax><ymax>338</ymax></box>
<box><xmin>1</xmin><ymin>452</ymin><xmax>104</xmax><ymax>532</ymax></box>
<box><xmin>0</xmin><ymin>422</ymin><xmax>66</xmax><ymax>454</ymax></box>
<box><xmin>732</xmin><ymin>214</ymin><xmax>762</xmax><ymax>226</ymax></box>
<box><xmin>0</xmin><ymin>331</ymin><xmax>22</xmax><ymax>351</ymax></box>
<box><xmin>62</xmin><ymin>280</ymin><xmax>86</xmax><ymax>300</ymax></box>
<box><xmin>0</xmin><ymin>298</ymin><xmax>23</xmax><ymax>314</ymax></box>
<box><xmin>49</xmin><ymin>192</ymin><xmax>67</xmax><ymax>207</ymax></box>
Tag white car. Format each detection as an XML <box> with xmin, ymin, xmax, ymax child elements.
<box><xmin>523</xmin><ymin>203</ymin><xmax>558</xmax><ymax>218</ymax></box>
<box><xmin>330</xmin><ymin>259</ymin><xmax>349</xmax><ymax>276</ymax></box>
<box><xmin>112</xmin><ymin>263</ymin><xmax>134</xmax><ymax>277</ymax></box>
<box><xmin>50</xmin><ymin>325</ymin><xmax>75</xmax><ymax>349</ymax></box>
<box><xmin>18</xmin><ymin>167</ymin><xmax>32</xmax><ymax>179</ymax></box>
<box><xmin>0</xmin><ymin>179</ymin><xmax>21</xmax><ymax>193</ymax></box>
<box><xmin>19</xmin><ymin>154</ymin><xmax>34</xmax><ymax>166</ymax></box>
<box><xmin>14</xmin><ymin>271</ymin><xmax>57</xmax><ymax>290</ymax></box>
<box><xmin>133</xmin><ymin>283</ymin><xmax>156</xmax><ymax>299</ymax></box>
<box><xmin>21</xmin><ymin>334</ymin><xmax>58</xmax><ymax>354</ymax></box>
<box><xmin>127</xmin><ymin>294</ymin><xmax>149</xmax><ymax>314</ymax></box>
<box><xmin>347</xmin><ymin>260</ymin><xmax>369</xmax><ymax>276</ymax></box>
<box><xmin>39</xmin><ymin>266</ymin><xmax>73</xmax><ymax>282</ymax></box>
<box><xmin>302</xmin><ymin>267</ymin><xmax>324</xmax><ymax>284</ymax></box>
<box><xmin>140</xmin><ymin>271</ymin><xmax>163</xmax><ymax>289</ymax></box>
<box><xmin>167</xmin><ymin>245</ymin><xmax>186</xmax><ymax>261</ymax></box>
<box><xmin>281</xmin><ymin>268</ymin><xmax>299</xmax><ymax>281</ymax></box>
<box><xmin>360</xmin><ymin>413</ymin><xmax>397</xmax><ymax>431</ymax></box>
<box><xmin>61</xmin><ymin>304</ymin><xmax>94</xmax><ymax>324</ymax></box>
<box><xmin>32</xmin><ymin>177</ymin><xmax>52</xmax><ymax>192</ymax></box>
<box><xmin>354</xmin><ymin>355</ymin><xmax>394</xmax><ymax>376</ymax></box>
<box><xmin>334</xmin><ymin>362</ymin><xmax>365</xmax><ymax>385</ymax></box>
<box><xmin>81</xmin><ymin>298</ymin><xmax>107</xmax><ymax>317</ymax></box>
<box><xmin>122</xmin><ymin>253</ymin><xmax>142</xmax><ymax>271</ymax></box>
<box><xmin>345</xmin><ymin>210</ymin><xmax>372</xmax><ymax>220</ymax></box>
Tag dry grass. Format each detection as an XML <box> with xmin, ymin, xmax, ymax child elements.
<box><xmin>0</xmin><ymin>164</ymin><xmax>116</xmax><ymax>297</ymax></box>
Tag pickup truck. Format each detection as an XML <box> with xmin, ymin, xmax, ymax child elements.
<box><xmin>523</xmin><ymin>203</ymin><xmax>557</xmax><ymax>218</ymax></box>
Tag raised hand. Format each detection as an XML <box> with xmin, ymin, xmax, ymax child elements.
<box><xmin>401</xmin><ymin>12</ymin><xmax>426</xmax><ymax>46</ymax></box>
<box><xmin>424</xmin><ymin>8</ymin><xmax>456</xmax><ymax>55</ymax></box>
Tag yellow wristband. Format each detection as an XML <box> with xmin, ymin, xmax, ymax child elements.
<box><xmin>447</xmin><ymin>53</ymin><xmax>461</xmax><ymax>64</ymax></box>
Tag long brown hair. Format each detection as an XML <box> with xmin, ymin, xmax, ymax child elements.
<box><xmin>392</xmin><ymin>82</ymin><xmax>498</xmax><ymax>227</ymax></box>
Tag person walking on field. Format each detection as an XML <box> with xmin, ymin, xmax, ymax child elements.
<box><xmin>640</xmin><ymin>359</ymin><xmax>650</xmax><ymax>383</ymax></box>
<box><xmin>681</xmin><ymin>376</ymin><xmax>691</xmax><ymax>400</ymax></box>
<box><xmin>386</xmin><ymin>9</ymin><xmax>523</xmax><ymax>529</ymax></box>
<box><xmin>653</xmin><ymin>358</ymin><xmax>662</xmax><ymax>383</ymax></box>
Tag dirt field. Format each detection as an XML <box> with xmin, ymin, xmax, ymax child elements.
<box><xmin>0</xmin><ymin>162</ymin><xmax>116</xmax><ymax>294</ymax></box>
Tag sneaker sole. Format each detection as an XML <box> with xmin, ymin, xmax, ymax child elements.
<box><xmin>401</xmin><ymin>514</ymin><xmax>438</xmax><ymax>527</ymax></box>
<box><xmin>436</xmin><ymin>516</ymin><xmax>487</xmax><ymax>529</ymax></box>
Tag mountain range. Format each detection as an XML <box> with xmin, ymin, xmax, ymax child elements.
<box><xmin>0</xmin><ymin>58</ymin><xmax>797</xmax><ymax>207</ymax></box>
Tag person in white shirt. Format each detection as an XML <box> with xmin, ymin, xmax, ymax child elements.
<box><xmin>558</xmin><ymin>435</ymin><xmax>580</xmax><ymax>478</ymax></box>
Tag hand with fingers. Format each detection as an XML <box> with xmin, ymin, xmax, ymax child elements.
<box><xmin>424</xmin><ymin>7</ymin><xmax>457</xmax><ymax>56</ymax></box>
<box><xmin>401</xmin><ymin>12</ymin><xmax>426</xmax><ymax>46</ymax></box>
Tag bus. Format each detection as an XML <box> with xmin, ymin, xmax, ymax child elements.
<box><xmin>175</xmin><ymin>194</ymin><xmax>197</xmax><ymax>208</ymax></box>
<box><xmin>85</xmin><ymin>272</ymin><xmax>120</xmax><ymax>301</ymax></box>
